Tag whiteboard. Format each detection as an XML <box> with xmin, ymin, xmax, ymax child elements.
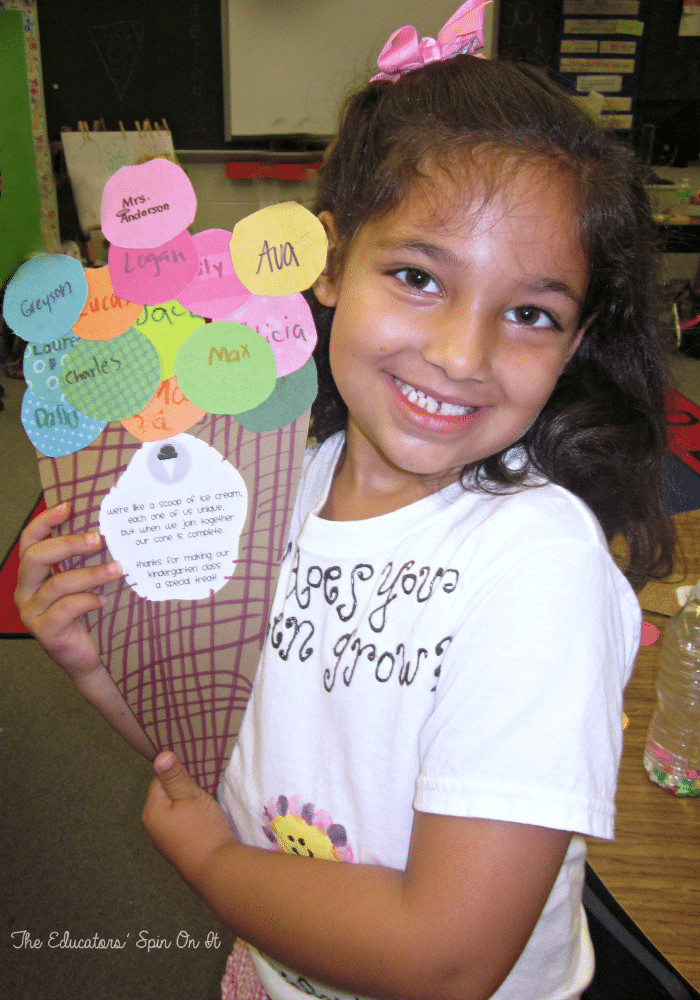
<box><xmin>222</xmin><ymin>0</ymin><xmax>499</xmax><ymax>139</ymax></box>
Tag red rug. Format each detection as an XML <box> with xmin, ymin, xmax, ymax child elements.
<box><xmin>665</xmin><ymin>386</ymin><xmax>700</xmax><ymax>476</ymax></box>
<box><xmin>1</xmin><ymin>495</ymin><xmax>45</xmax><ymax>637</ymax></box>
<box><xmin>3</xmin><ymin>387</ymin><xmax>700</xmax><ymax>638</ymax></box>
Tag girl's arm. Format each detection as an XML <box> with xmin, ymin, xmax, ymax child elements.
<box><xmin>144</xmin><ymin>752</ymin><xmax>571</xmax><ymax>1000</ymax></box>
<box><xmin>15</xmin><ymin>502</ymin><xmax>156</xmax><ymax>760</ymax></box>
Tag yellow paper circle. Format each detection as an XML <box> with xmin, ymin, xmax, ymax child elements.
<box><xmin>229</xmin><ymin>202</ymin><xmax>327</xmax><ymax>297</ymax></box>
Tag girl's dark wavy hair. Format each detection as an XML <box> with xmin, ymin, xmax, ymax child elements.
<box><xmin>307</xmin><ymin>54</ymin><xmax>675</xmax><ymax>588</ymax></box>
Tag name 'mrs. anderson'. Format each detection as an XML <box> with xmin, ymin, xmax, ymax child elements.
<box><xmin>116</xmin><ymin>195</ymin><xmax>171</xmax><ymax>223</ymax></box>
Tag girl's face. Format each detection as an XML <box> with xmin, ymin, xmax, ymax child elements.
<box><xmin>315</xmin><ymin>160</ymin><xmax>588</xmax><ymax>506</ymax></box>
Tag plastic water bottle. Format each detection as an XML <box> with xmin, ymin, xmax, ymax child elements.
<box><xmin>644</xmin><ymin>583</ymin><xmax>700</xmax><ymax>797</ymax></box>
<box><xmin>676</xmin><ymin>176</ymin><xmax>692</xmax><ymax>208</ymax></box>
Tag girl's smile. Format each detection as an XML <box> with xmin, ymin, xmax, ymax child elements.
<box><xmin>314</xmin><ymin>160</ymin><xmax>589</xmax><ymax>518</ymax></box>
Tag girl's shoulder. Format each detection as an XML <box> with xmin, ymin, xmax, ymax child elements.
<box><xmin>481</xmin><ymin>480</ymin><xmax>607</xmax><ymax>549</ymax></box>
<box><xmin>294</xmin><ymin>432</ymin><xmax>345</xmax><ymax>519</ymax></box>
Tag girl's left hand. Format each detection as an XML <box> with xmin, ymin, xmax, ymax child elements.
<box><xmin>142</xmin><ymin>752</ymin><xmax>238</xmax><ymax>890</ymax></box>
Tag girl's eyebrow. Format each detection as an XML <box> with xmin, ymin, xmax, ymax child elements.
<box><xmin>377</xmin><ymin>238</ymin><xmax>585</xmax><ymax>307</ymax></box>
<box><xmin>376</xmin><ymin>237</ymin><xmax>463</xmax><ymax>268</ymax></box>
<box><xmin>522</xmin><ymin>277</ymin><xmax>585</xmax><ymax>308</ymax></box>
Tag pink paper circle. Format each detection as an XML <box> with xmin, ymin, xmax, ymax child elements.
<box><xmin>108</xmin><ymin>231</ymin><xmax>199</xmax><ymax>306</ymax></box>
<box><xmin>100</xmin><ymin>158</ymin><xmax>197</xmax><ymax>249</ymax></box>
<box><xmin>177</xmin><ymin>229</ymin><xmax>252</xmax><ymax>319</ymax></box>
<box><xmin>640</xmin><ymin>621</ymin><xmax>660</xmax><ymax>647</ymax></box>
<box><xmin>231</xmin><ymin>292</ymin><xmax>317</xmax><ymax>378</ymax></box>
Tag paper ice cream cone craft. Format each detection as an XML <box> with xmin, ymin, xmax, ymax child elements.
<box><xmin>5</xmin><ymin>159</ymin><xmax>327</xmax><ymax>790</ymax></box>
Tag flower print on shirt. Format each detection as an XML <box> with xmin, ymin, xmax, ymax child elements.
<box><xmin>262</xmin><ymin>795</ymin><xmax>354</xmax><ymax>862</ymax></box>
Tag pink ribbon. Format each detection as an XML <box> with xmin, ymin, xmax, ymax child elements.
<box><xmin>371</xmin><ymin>0</ymin><xmax>492</xmax><ymax>82</ymax></box>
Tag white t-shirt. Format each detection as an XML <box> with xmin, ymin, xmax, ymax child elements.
<box><xmin>220</xmin><ymin>433</ymin><xmax>641</xmax><ymax>1000</ymax></box>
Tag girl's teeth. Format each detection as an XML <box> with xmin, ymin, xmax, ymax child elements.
<box><xmin>395</xmin><ymin>379</ymin><xmax>474</xmax><ymax>417</ymax></box>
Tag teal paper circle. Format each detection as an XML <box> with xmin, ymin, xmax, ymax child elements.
<box><xmin>234</xmin><ymin>357</ymin><xmax>318</xmax><ymax>432</ymax></box>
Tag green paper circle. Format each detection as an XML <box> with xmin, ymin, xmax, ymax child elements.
<box><xmin>235</xmin><ymin>357</ymin><xmax>317</xmax><ymax>431</ymax></box>
<box><xmin>61</xmin><ymin>326</ymin><xmax>161</xmax><ymax>421</ymax></box>
<box><xmin>175</xmin><ymin>321</ymin><xmax>277</xmax><ymax>415</ymax></box>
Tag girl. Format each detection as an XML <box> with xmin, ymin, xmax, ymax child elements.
<box><xmin>17</xmin><ymin>5</ymin><xmax>675</xmax><ymax>998</ymax></box>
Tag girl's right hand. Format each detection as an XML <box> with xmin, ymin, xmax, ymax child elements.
<box><xmin>14</xmin><ymin>502</ymin><xmax>123</xmax><ymax>682</ymax></box>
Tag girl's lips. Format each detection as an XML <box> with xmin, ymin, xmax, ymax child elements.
<box><xmin>388</xmin><ymin>375</ymin><xmax>485</xmax><ymax>429</ymax></box>
<box><xmin>391</xmin><ymin>375</ymin><xmax>482</xmax><ymax>416</ymax></box>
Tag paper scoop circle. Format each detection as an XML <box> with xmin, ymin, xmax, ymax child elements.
<box><xmin>100</xmin><ymin>158</ymin><xmax>197</xmax><ymax>249</ymax></box>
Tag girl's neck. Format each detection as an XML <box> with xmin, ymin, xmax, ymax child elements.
<box><xmin>318</xmin><ymin>431</ymin><xmax>461</xmax><ymax>522</ymax></box>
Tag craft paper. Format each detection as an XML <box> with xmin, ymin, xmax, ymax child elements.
<box><xmin>19</xmin><ymin>156</ymin><xmax>319</xmax><ymax>793</ymax></box>
<box><xmin>121</xmin><ymin>376</ymin><xmax>206</xmax><ymax>442</ymax></box>
<box><xmin>133</xmin><ymin>300</ymin><xmax>205</xmax><ymax>380</ymax></box>
<box><xmin>3</xmin><ymin>253</ymin><xmax>88</xmax><ymax>343</ymax></box>
<box><xmin>60</xmin><ymin>326</ymin><xmax>160</xmax><ymax>421</ymax></box>
<box><xmin>641</xmin><ymin>621</ymin><xmax>660</xmax><ymax>646</ymax></box>
<box><xmin>100</xmin><ymin>158</ymin><xmax>197</xmax><ymax>249</ymax></box>
<box><xmin>100</xmin><ymin>434</ymin><xmax>248</xmax><ymax>602</ymax></box>
<box><xmin>37</xmin><ymin>415</ymin><xmax>309</xmax><ymax>791</ymax></box>
<box><xmin>229</xmin><ymin>202</ymin><xmax>328</xmax><ymax>297</ymax></box>
<box><xmin>235</xmin><ymin>358</ymin><xmax>318</xmax><ymax>433</ymax></box>
<box><xmin>176</xmin><ymin>228</ymin><xmax>252</xmax><ymax>319</ymax></box>
<box><xmin>108</xmin><ymin>230</ymin><xmax>199</xmax><ymax>306</ymax></box>
<box><xmin>23</xmin><ymin>335</ymin><xmax>79</xmax><ymax>402</ymax></box>
<box><xmin>175</xmin><ymin>321</ymin><xmax>277</xmax><ymax>415</ymax></box>
<box><xmin>71</xmin><ymin>265</ymin><xmax>142</xmax><ymax>341</ymax></box>
<box><xmin>232</xmin><ymin>292</ymin><xmax>317</xmax><ymax>378</ymax></box>
<box><xmin>21</xmin><ymin>387</ymin><xmax>106</xmax><ymax>457</ymax></box>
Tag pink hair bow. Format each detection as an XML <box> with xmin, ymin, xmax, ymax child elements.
<box><xmin>371</xmin><ymin>0</ymin><xmax>492</xmax><ymax>83</ymax></box>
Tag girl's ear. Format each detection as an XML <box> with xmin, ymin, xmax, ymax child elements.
<box><xmin>313</xmin><ymin>211</ymin><xmax>341</xmax><ymax>307</ymax></box>
<box><xmin>566</xmin><ymin>313</ymin><xmax>594</xmax><ymax>362</ymax></box>
<box><xmin>566</xmin><ymin>326</ymin><xmax>586</xmax><ymax>362</ymax></box>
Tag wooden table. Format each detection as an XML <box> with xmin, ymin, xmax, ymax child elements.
<box><xmin>588</xmin><ymin>509</ymin><xmax>700</xmax><ymax>990</ymax></box>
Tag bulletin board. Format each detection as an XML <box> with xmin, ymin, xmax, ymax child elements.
<box><xmin>557</xmin><ymin>0</ymin><xmax>645</xmax><ymax>132</ymax></box>
<box><xmin>38</xmin><ymin>1</ymin><xmax>499</xmax><ymax>149</ymax></box>
<box><xmin>36</xmin><ymin>0</ymin><xmax>225</xmax><ymax>149</ymax></box>
<box><xmin>497</xmin><ymin>0</ymin><xmax>562</xmax><ymax>69</ymax></box>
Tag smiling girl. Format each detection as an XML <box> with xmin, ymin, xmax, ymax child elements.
<box><xmin>17</xmin><ymin>4</ymin><xmax>675</xmax><ymax>999</ymax></box>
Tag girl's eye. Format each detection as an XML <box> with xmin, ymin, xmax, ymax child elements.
<box><xmin>505</xmin><ymin>305</ymin><xmax>560</xmax><ymax>330</ymax></box>
<box><xmin>393</xmin><ymin>268</ymin><xmax>440</xmax><ymax>294</ymax></box>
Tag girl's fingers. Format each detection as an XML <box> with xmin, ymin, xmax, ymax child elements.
<box><xmin>16</xmin><ymin>558</ymin><xmax>123</xmax><ymax>619</ymax></box>
<box><xmin>34</xmin><ymin>589</ymin><xmax>106</xmax><ymax>631</ymax></box>
<box><xmin>17</xmin><ymin>501</ymin><xmax>72</xmax><ymax>557</ymax></box>
<box><xmin>15</xmin><ymin>533</ymin><xmax>104</xmax><ymax>604</ymax></box>
<box><xmin>152</xmin><ymin>752</ymin><xmax>201</xmax><ymax>801</ymax></box>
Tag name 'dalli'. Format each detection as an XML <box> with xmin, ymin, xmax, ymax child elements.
<box><xmin>33</xmin><ymin>403</ymin><xmax>80</xmax><ymax>429</ymax></box>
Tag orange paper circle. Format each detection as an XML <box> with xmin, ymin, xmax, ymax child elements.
<box><xmin>121</xmin><ymin>376</ymin><xmax>206</xmax><ymax>442</ymax></box>
<box><xmin>72</xmin><ymin>266</ymin><xmax>142</xmax><ymax>341</ymax></box>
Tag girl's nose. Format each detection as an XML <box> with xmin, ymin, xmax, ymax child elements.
<box><xmin>420</xmin><ymin>308</ymin><xmax>491</xmax><ymax>382</ymax></box>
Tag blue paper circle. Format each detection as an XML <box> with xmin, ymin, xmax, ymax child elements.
<box><xmin>3</xmin><ymin>254</ymin><xmax>88</xmax><ymax>343</ymax></box>
<box><xmin>23</xmin><ymin>335</ymin><xmax>80</xmax><ymax>402</ymax></box>
<box><xmin>21</xmin><ymin>388</ymin><xmax>107</xmax><ymax>457</ymax></box>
